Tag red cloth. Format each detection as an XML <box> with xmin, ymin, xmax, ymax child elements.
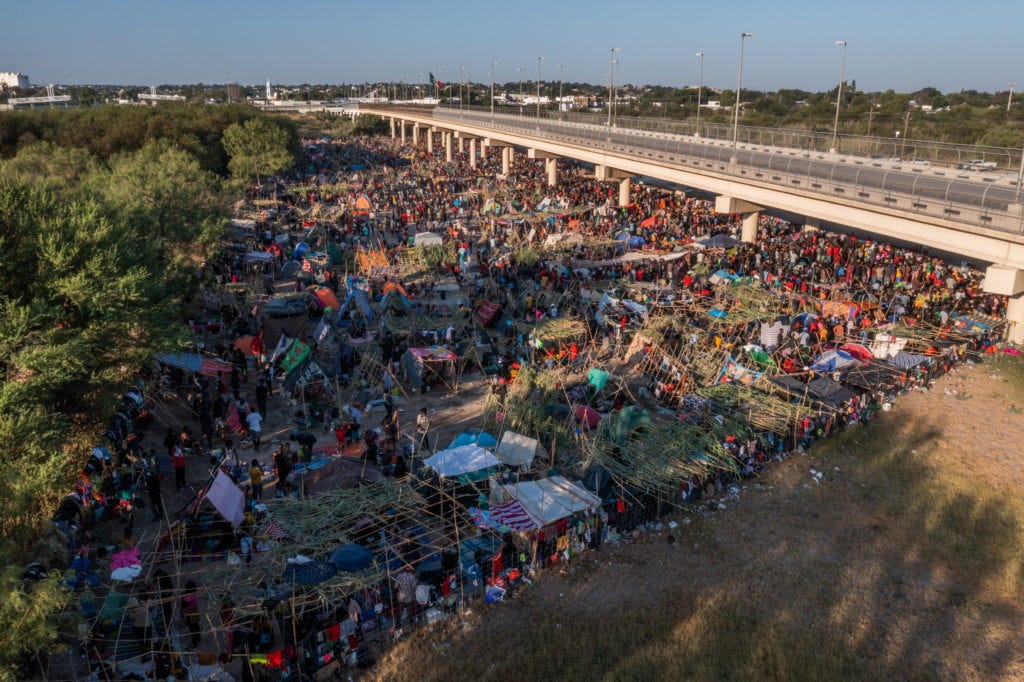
<box><xmin>265</xmin><ymin>650</ymin><xmax>283</xmax><ymax>668</ymax></box>
<box><xmin>326</xmin><ymin>624</ymin><xmax>341</xmax><ymax>641</ymax></box>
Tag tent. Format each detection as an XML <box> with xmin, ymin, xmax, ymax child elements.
<box><xmin>204</xmin><ymin>471</ymin><xmax>245</xmax><ymax>527</ymax></box>
<box><xmin>154</xmin><ymin>353</ymin><xmax>233</xmax><ymax>377</ymax></box>
<box><xmin>574</xmin><ymin>405</ymin><xmax>602</xmax><ymax>429</ymax></box>
<box><xmin>335</xmin><ymin>288</ymin><xmax>375</xmax><ymax>324</ymax></box>
<box><xmin>402</xmin><ymin>346</ymin><xmax>458</xmax><ymax>387</ymax></box>
<box><xmin>328</xmin><ymin>544</ymin><xmax>374</xmax><ymax>572</ymax></box>
<box><xmin>840</xmin><ymin>343</ymin><xmax>874</xmax><ymax>362</ymax></box>
<box><xmin>889</xmin><ymin>352</ymin><xmax>930</xmax><ymax>369</ymax></box>
<box><xmin>414</xmin><ymin>231</ymin><xmax>444</xmax><ymax>247</ymax></box>
<box><xmin>809</xmin><ymin>349</ymin><xmax>858</xmax><ymax>373</ymax></box>
<box><xmin>308</xmin><ymin>285</ymin><xmax>341</xmax><ymax>313</ymax></box>
<box><xmin>424</xmin><ymin>445</ymin><xmax>502</xmax><ymax>478</ymax></box>
<box><xmin>498</xmin><ymin>476</ymin><xmax>602</xmax><ymax>529</ymax></box>
<box><xmin>233</xmin><ymin>335</ymin><xmax>256</xmax><ymax>356</ymax></box>
<box><xmin>293</xmin><ymin>242</ymin><xmax>312</xmax><ymax>260</ymax></box>
<box><xmin>264</xmin><ymin>296</ymin><xmax>308</xmax><ymax>318</ymax></box>
<box><xmin>354</xmin><ymin>194</ymin><xmax>372</xmax><ymax>215</ymax></box>
<box><xmin>700</xmin><ymin>234</ymin><xmax>741</xmax><ymax>248</ymax></box>
<box><xmin>769</xmin><ymin>376</ymin><xmax>858</xmax><ymax>407</ymax></box>
<box><xmin>494</xmin><ymin>431</ymin><xmax>544</xmax><ymax>469</ymax></box>
<box><xmin>448</xmin><ymin>429</ymin><xmax>497</xmax><ymax>449</ymax></box>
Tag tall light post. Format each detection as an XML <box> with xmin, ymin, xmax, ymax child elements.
<box><xmin>613</xmin><ymin>58</ymin><xmax>620</xmax><ymax>124</ymax></box>
<box><xmin>518</xmin><ymin>67</ymin><xmax>526</xmax><ymax>115</ymax></box>
<box><xmin>1008</xmin><ymin>82</ymin><xmax>1016</xmax><ymax>114</ymax></box>
<box><xmin>732</xmin><ymin>32</ymin><xmax>754</xmax><ymax>155</ymax></box>
<box><xmin>695</xmin><ymin>51</ymin><xmax>704</xmax><ymax>137</ymax></box>
<box><xmin>831</xmin><ymin>40</ymin><xmax>848</xmax><ymax>153</ymax></box>
<box><xmin>536</xmin><ymin>56</ymin><xmax>546</xmax><ymax>118</ymax></box>
<box><xmin>489</xmin><ymin>61</ymin><xmax>498</xmax><ymax>114</ymax></box>
<box><xmin>460</xmin><ymin>66</ymin><xmax>467</xmax><ymax>109</ymax></box>
<box><xmin>607</xmin><ymin>47</ymin><xmax>620</xmax><ymax>128</ymax></box>
<box><xmin>557</xmin><ymin>64</ymin><xmax>564</xmax><ymax>114</ymax></box>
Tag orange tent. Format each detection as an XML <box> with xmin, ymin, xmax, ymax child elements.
<box><xmin>233</xmin><ymin>335</ymin><xmax>256</xmax><ymax>356</ymax></box>
<box><xmin>310</xmin><ymin>286</ymin><xmax>341</xmax><ymax>312</ymax></box>
<box><xmin>354</xmin><ymin>194</ymin><xmax>372</xmax><ymax>215</ymax></box>
<box><xmin>382</xmin><ymin>281</ymin><xmax>409</xmax><ymax>298</ymax></box>
<box><xmin>640</xmin><ymin>216</ymin><xmax>657</xmax><ymax>228</ymax></box>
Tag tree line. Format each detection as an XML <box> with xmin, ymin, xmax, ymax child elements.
<box><xmin>0</xmin><ymin>103</ymin><xmax>297</xmax><ymax>675</ymax></box>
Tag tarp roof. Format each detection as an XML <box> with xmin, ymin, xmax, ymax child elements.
<box><xmin>494</xmin><ymin>431</ymin><xmax>543</xmax><ymax>468</ymax></box>
<box><xmin>769</xmin><ymin>376</ymin><xmax>858</xmax><ymax>406</ymax></box>
<box><xmin>414</xmin><ymin>231</ymin><xmax>443</xmax><ymax>247</ymax></box>
<box><xmin>499</xmin><ymin>476</ymin><xmax>601</xmax><ymax>528</ymax></box>
<box><xmin>204</xmin><ymin>471</ymin><xmax>245</xmax><ymax>527</ymax></box>
<box><xmin>424</xmin><ymin>444</ymin><xmax>501</xmax><ymax>477</ymax></box>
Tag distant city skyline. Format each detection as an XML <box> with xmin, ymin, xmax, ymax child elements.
<box><xmin>1</xmin><ymin>0</ymin><xmax>1021</xmax><ymax>93</ymax></box>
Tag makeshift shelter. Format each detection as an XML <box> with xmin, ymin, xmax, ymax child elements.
<box><xmin>353</xmin><ymin>194</ymin><xmax>372</xmax><ymax>215</ymax></box>
<box><xmin>809</xmin><ymin>349</ymin><xmax>858</xmax><ymax>373</ymax></box>
<box><xmin>413</xmin><ymin>231</ymin><xmax>444</xmax><ymax>247</ymax></box>
<box><xmin>494</xmin><ymin>431</ymin><xmax>545</xmax><ymax>469</ymax></box>
<box><xmin>769</xmin><ymin>376</ymin><xmax>858</xmax><ymax>408</ymax></box>
<box><xmin>402</xmin><ymin>346</ymin><xmax>458</xmax><ymax>389</ymax></box>
<box><xmin>203</xmin><ymin>471</ymin><xmax>246</xmax><ymax>527</ymax></box>
<box><xmin>424</xmin><ymin>445</ymin><xmax>502</xmax><ymax>480</ymax></box>
<box><xmin>308</xmin><ymin>285</ymin><xmax>341</xmax><ymax>313</ymax></box>
<box><xmin>497</xmin><ymin>476</ymin><xmax>601</xmax><ymax>529</ymax></box>
<box><xmin>154</xmin><ymin>353</ymin><xmax>233</xmax><ymax>378</ymax></box>
<box><xmin>699</xmin><ymin>234</ymin><xmax>741</xmax><ymax>248</ymax></box>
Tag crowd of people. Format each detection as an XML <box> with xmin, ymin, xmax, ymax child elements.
<box><xmin>43</xmin><ymin>123</ymin><xmax>1017</xmax><ymax>682</ymax></box>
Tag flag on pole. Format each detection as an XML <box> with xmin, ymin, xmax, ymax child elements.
<box><xmin>430</xmin><ymin>72</ymin><xmax>445</xmax><ymax>89</ymax></box>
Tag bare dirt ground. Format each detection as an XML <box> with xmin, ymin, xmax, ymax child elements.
<box><xmin>371</xmin><ymin>359</ymin><xmax>1024</xmax><ymax>682</ymax></box>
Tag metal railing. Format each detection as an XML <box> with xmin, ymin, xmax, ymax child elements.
<box><xmin>423</xmin><ymin>103</ymin><xmax>1024</xmax><ymax>171</ymax></box>
<box><xmin>365</xmin><ymin>105</ymin><xmax>1024</xmax><ymax>236</ymax></box>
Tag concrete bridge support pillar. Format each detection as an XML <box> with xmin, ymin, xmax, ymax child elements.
<box><xmin>457</xmin><ymin>135</ymin><xmax>464</xmax><ymax>153</ymax></box>
<box><xmin>399</xmin><ymin>120</ymin><xmax>406</xmax><ymax>144</ymax></box>
<box><xmin>715</xmin><ymin>196</ymin><xmax>764</xmax><ymax>244</ymax></box>
<box><xmin>528</xmin><ymin>149</ymin><xmax>560</xmax><ymax>187</ymax></box>
<box><xmin>412</xmin><ymin>123</ymin><xmax>419</xmax><ymax>145</ymax></box>
<box><xmin>501</xmin><ymin>146</ymin><xmax>512</xmax><ymax>175</ymax></box>
<box><xmin>1006</xmin><ymin>295</ymin><xmax>1024</xmax><ymax>344</ymax></box>
<box><xmin>444</xmin><ymin>132</ymin><xmax>453</xmax><ymax>162</ymax></box>
<box><xmin>389</xmin><ymin>118</ymin><xmax>396</xmax><ymax>138</ymax></box>
<box><xmin>983</xmin><ymin>265</ymin><xmax>1024</xmax><ymax>343</ymax></box>
<box><xmin>426</xmin><ymin>128</ymin><xmax>434</xmax><ymax>150</ymax></box>
<box><xmin>469</xmin><ymin>138</ymin><xmax>478</xmax><ymax>169</ymax></box>
<box><xmin>595</xmin><ymin>165</ymin><xmax>633</xmax><ymax>207</ymax></box>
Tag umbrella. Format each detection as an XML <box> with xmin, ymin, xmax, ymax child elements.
<box><xmin>328</xmin><ymin>544</ymin><xmax>374</xmax><ymax>572</ymax></box>
<box><xmin>574</xmin><ymin>405</ymin><xmax>602</xmax><ymax>429</ymax></box>
<box><xmin>840</xmin><ymin>343</ymin><xmax>873</xmax><ymax>362</ymax></box>
<box><xmin>283</xmin><ymin>561</ymin><xmax>337</xmax><ymax>586</ymax></box>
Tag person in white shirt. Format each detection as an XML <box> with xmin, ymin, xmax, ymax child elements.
<box><xmin>246</xmin><ymin>411</ymin><xmax>263</xmax><ymax>450</ymax></box>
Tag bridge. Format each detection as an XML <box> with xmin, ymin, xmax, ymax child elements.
<box><xmin>361</xmin><ymin>104</ymin><xmax>1024</xmax><ymax>340</ymax></box>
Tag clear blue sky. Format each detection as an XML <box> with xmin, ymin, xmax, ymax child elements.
<box><xmin>2</xmin><ymin>0</ymin><xmax>1021</xmax><ymax>92</ymax></box>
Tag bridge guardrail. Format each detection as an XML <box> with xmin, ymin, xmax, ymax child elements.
<box><xmin>365</xmin><ymin>106</ymin><xmax>1024</xmax><ymax>235</ymax></box>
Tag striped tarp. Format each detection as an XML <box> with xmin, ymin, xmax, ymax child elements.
<box><xmin>489</xmin><ymin>499</ymin><xmax>537</xmax><ymax>531</ymax></box>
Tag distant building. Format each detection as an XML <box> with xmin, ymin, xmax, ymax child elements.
<box><xmin>0</xmin><ymin>72</ymin><xmax>30</xmax><ymax>89</ymax></box>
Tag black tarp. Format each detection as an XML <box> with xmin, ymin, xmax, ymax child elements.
<box><xmin>770</xmin><ymin>375</ymin><xmax>858</xmax><ymax>406</ymax></box>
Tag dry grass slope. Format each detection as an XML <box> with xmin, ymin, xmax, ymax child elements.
<box><xmin>372</xmin><ymin>357</ymin><xmax>1024</xmax><ymax>682</ymax></box>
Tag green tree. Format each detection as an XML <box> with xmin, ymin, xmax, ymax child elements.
<box><xmin>222</xmin><ymin>117</ymin><xmax>294</xmax><ymax>185</ymax></box>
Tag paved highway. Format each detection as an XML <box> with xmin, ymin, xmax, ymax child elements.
<box><xmin>438</xmin><ymin>108</ymin><xmax>1017</xmax><ymax>212</ymax></box>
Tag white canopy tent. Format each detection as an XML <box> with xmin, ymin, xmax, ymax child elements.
<box><xmin>424</xmin><ymin>444</ymin><xmax>501</xmax><ymax>477</ymax></box>
<box><xmin>413</xmin><ymin>231</ymin><xmax>444</xmax><ymax>247</ymax></box>
<box><xmin>499</xmin><ymin>476</ymin><xmax>601</xmax><ymax>527</ymax></box>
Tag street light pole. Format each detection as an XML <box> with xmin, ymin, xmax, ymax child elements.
<box><xmin>831</xmin><ymin>40</ymin><xmax>847</xmax><ymax>153</ymax></box>
<box><xmin>732</xmin><ymin>32</ymin><xmax>753</xmax><ymax>155</ymax></box>
<box><xmin>613</xmin><ymin>58</ymin><xmax>619</xmax><ymax>125</ymax></box>
<box><xmin>1008</xmin><ymin>82</ymin><xmax>1016</xmax><ymax>114</ymax></box>
<box><xmin>557</xmin><ymin>64</ymin><xmax>564</xmax><ymax>115</ymax></box>
<box><xmin>536</xmin><ymin>56</ymin><xmax>545</xmax><ymax>118</ymax></box>
<box><xmin>695</xmin><ymin>51</ymin><xmax>704</xmax><ymax>137</ymax></box>
<box><xmin>490</xmin><ymin>61</ymin><xmax>498</xmax><ymax>114</ymax></box>
<box><xmin>607</xmin><ymin>47</ymin><xmax>620</xmax><ymax>128</ymax></box>
<box><xmin>460</xmin><ymin>66</ymin><xmax>467</xmax><ymax>109</ymax></box>
<box><xmin>518</xmin><ymin>67</ymin><xmax>525</xmax><ymax>116</ymax></box>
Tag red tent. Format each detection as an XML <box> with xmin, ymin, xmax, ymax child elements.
<box><xmin>233</xmin><ymin>335</ymin><xmax>256</xmax><ymax>356</ymax></box>
<box><xmin>574</xmin><ymin>405</ymin><xmax>602</xmax><ymax>429</ymax></box>
<box><xmin>840</xmin><ymin>343</ymin><xmax>874</xmax><ymax>362</ymax></box>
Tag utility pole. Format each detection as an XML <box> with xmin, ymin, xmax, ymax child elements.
<box><xmin>1009</xmin><ymin>82</ymin><xmax>1016</xmax><ymax>114</ymax></box>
